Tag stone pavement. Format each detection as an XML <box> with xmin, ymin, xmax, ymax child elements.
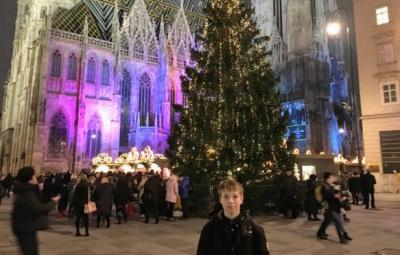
<box><xmin>0</xmin><ymin>193</ymin><xmax>400</xmax><ymax>255</ymax></box>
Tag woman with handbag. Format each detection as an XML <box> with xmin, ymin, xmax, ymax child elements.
<box><xmin>72</xmin><ymin>174</ymin><xmax>90</xmax><ymax>237</ymax></box>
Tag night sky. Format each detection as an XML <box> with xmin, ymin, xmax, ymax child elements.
<box><xmin>0</xmin><ymin>0</ymin><xmax>17</xmax><ymax>108</ymax></box>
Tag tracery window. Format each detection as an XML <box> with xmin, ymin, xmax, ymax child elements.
<box><xmin>86</xmin><ymin>57</ymin><xmax>96</xmax><ymax>83</ymax></box>
<box><xmin>134</xmin><ymin>40</ymin><xmax>144</xmax><ymax>59</ymax></box>
<box><xmin>51</xmin><ymin>50</ymin><xmax>62</xmax><ymax>78</ymax></box>
<box><xmin>148</xmin><ymin>41</ymin><xmax>158</xmax><ymax>63</ymax></box>
<box><xmin>101</xmin><ymin>60</ymin><xmax>110</xmax><ymax>85</ymax></box>
<box><xmin>139</xmin><ymin>73</ymin><xmax>151</xmax><ymax>116</ymax></box>
<box><xmin>85</xmin><ymin>116</ymin><xmax>102</xmax><ymax>159</ymax></box>
<box><xmin>48</xmin><ymin>111</ymin><xmax>68</xmax><ymax>158</ymax></box>
<box><xmin>119</xmin><ymin>69</ymin><xmax>131</xmax><ymax>147</ymax></box>
<box><xmin>177</xmin><ymin>47</ymin><xmax>185</xmax><ymax>68</ymax></box>
<box><xmin>168</xmin><ymin>45</ymin><xmax>174</xmax><ymax>67</ymax></box>
<box><xmin>67</xmin><ymin>54</ymin><xmax>77</xmax><ymax>80</ymax></box>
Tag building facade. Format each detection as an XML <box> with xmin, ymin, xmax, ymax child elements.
<box><xmin>250</xmin><ymin>0</ymin><xmax>362</xmax><ymax>177</ymax></box>
<box><xmin>354</xmin><ymin>0</ymin><xmax>400</xmax><ymax>192</ymax></box>
<box><xmin>0</xmin><ymin>0</ymin><xmax>203</xmax><ymax>173</ymax></box>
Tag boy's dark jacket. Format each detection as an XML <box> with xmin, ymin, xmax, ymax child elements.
<box><xmin>12</xmin><ymin>182</ymin><xmax>55</xmax><ymax>235</ymax></box>
<box><xmin>197</xmin><ymin>211</ymin><xmax>270</xmax><ymax>255</ymax></box>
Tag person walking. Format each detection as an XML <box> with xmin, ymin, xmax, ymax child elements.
<box><xmin>72</xmin><ymin>174</ymin><xmax>90</xmax><ymax>237</ymax></box>
<box><xmin>316</xmin><ymin>172</ymin><xmax>351</xmax><ymax>244</ymax></box>
<box><xmin>142</xmin><ymin>171</ymin><xmax>160</xmax><ymax>224</ymax></box>
<box><xmin>179</xmin><ymin>176</ymin><xmax>191</xmax><ymax>219</ymax></box>
<box><xmin>197</xmin><ymin>178</ymin><xmax>270</xmax><ymax>255</ymax></box>
<box><xmin>165</xmin><ymin>173</ymin><xmax>179</xmax><ymax>221</ymax></box>
<box><xmin>361</xmin><ymin>170</ymin><xmax>376</xmax><ymax>209</ymax></box>
<box><xmin>280</xmin><ymin>170</ymin><xmax>299</xmax><ymax>219</ymax></box>
<box><xmin>305</xmin><ymin>174</ymin><xmax>320</xmax><ymax>221</ymax></box>
<box><xmin>3</xmin><ymin>173</ymin><xmax>14</xmax><ymax>198</ymax></box>
<box><xmin>348</xmin><ymin>172</ymin><xmax>361</xmax><ymax>205</ymax></box>
<box><xmin>93</xmin><ymin>176</ymin><xmax>114</xmax><ymax>228</ymax></box>
<box><xmin>11</xmin><ymin>166</ymin><xmax>60</xmax><ymax>255</ymax></box>
<box><xmin>114</xmin><ymin>175</ymin><xmax>130</xmax><ymax>224</ymax></box>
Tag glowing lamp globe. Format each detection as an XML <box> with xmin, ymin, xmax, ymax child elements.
<box><xmin>326</xmin><ymin>22</ymin><xmax>341</xmax><ymax>36</ymax></box>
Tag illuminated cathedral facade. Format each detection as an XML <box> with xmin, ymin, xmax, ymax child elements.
<box><xmin>1</xmin><ymin>0</ymin><xmax>204</xmax><ymax>172</ymax></box>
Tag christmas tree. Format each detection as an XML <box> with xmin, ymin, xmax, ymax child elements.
<box><xmin>167</xmin><ymin>0</ymin><xmax>295</xmax><ymax>185</ymax></box>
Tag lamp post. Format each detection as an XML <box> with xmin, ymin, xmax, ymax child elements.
<box><xmin>326</xmin><ymin>9</ymin><xmax>363</xmax><ymax>172</ymax></box>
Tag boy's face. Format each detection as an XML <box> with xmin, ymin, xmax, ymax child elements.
<box><xmin>219</xmin><ymin>190</ymin><xmax>243</xmax><ymax>217</ymax></box>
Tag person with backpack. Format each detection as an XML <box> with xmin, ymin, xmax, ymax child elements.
<box><xmin>197</xmin><ymin>178</ymin><xmax>270</xmax><ymax>255</ymax></box>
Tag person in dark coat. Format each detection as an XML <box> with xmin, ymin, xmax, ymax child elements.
<box><xmin>2</xmin><ymin>173</ymin><xmax>14</xmax><ymax>198</ymax></box>
<box><xmin>93</xmin><ymin>176</ymin><xmax>114</xmax><ymax>228</ymax></box>
<box><xmin>12</xmin><ymin>166</ymin><xmax>60</xmax><ymax>255</ymax></box>
<box><xmin>142</xmin><ymin>172</ymin><xmax>161</xmax><ymax>224</ymax></box>
<box><xmin>179</xmin><ymin>176</ymin><xmax>191</xmax><ymax>219</ymax></box>
<box><xmin>305</xmin><ymin>174</ymin><xmax>320</xmax><ymax>221</ymax></box>
<box><xmin>280</xmin><ymin>170</ymin><xmax>299</xmax><ymax>219</ymax></box>
<box><xmin>360</xmin><ymin>170</ymin><xmax>376</xmax><ymax>209</ymax></box>
<box><xmin>114</xmin><ymin>175</ymin><xmax>130</xmax><ymax>224</ymax></box>
<box><xmin>348</xmin><ymin>172</ymin><xmax>361</xmax><ymax>205</ymax></box>
<box><xmin>72</xmin><ymin>174</ymin><xmax>90</xmax><ymax>236</ymax></box>
<box><xmin>197</xmin><ymin>178</ymin><xmax>270</xmax><ymax>255</ymax></box>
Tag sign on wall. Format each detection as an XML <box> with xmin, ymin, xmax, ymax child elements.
<box><xmin>282</xmin><ymin>100</ymin><xmax>308</xmax><ymax>141</ymax></box>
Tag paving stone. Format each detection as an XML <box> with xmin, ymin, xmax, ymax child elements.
<box><xmin>0</xmin><ymin>194</ymin><xmax>400</xmax><ymax>254</ymax></box>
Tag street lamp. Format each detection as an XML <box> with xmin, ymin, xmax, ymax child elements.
<box><xmin>326</xmin><ymin>9</ymin><xmax>363</xmax><ymax>172</ymax></box>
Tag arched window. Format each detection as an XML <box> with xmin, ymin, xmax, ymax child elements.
<box><xmin>48</xmin><ymin>110</ymin><xmax>68</xmax><ymax>158</ymax></box>
<box><xmin>134</xmin><ymin>40</ymin><xmax>144</xmax><ymax>59</ymax></box>
<box><xmin>148</xmin><ymin>41</ymin><xmax>158</xmax><ymax>63</ymax></box>
<box><xmin>121</xmin><ymin>33</ymin><xmax>129</xmax><ymax>53</ymax></box>
<box><xmin>67</xmin><ymin>53</ymin><xmax>77</xmax><ymax>80</ymax></box>
<box><xmin>86</xmin><ymin>57</ymin><xmax>96</xmax><ymax>83</ymax></box>
<box><xmin>139</xmin><ymin>73</ymin><xmax>151</xmax><ymax>116</ymax></box>
<box><xmin>86</xmin><ymin>116</ymin><xmax>102</xmax><ymax>159</ymax></box>
<box><xmin>167</xmin><ymin>45</ymin><xmax>174</xmax><ymax>67</ymax></box>
<box><xmin>101</xmin><ymin>60</ymin><xmax>110</xmax><ymax>86</ymax></box>
<box><xmin>51</xmin><ymin>50</ymin><xmax>62</xmax><ymax>77</ymax></box>
<box><xmin>177</xmin><ymin>47</ymin><xmax>185</xmax><ymax>68</ymax></box>
<box><xmin>119</xmin><ymin>69</ymin><xmax>131</xmax><ymax>147</ymax></box>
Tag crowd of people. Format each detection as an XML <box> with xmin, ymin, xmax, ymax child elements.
<box><xmin>0</xmin><ymin>165</ymin><xmax>383</xmax><ymax>254</ymax></box>
<box><xmin>0</xmin><ymin>167</ymin><xmax>192</xmax><ymax>236</ymax></box>
<box><xmin>280</xmin><ymin>169</ymin><xmax>377</xmax><ymax>244</ymax></box>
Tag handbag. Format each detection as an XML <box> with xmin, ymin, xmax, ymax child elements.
<box><xmin>84</xmin><ymin>187</ymin><xmax>97</xmax><ymax>214</ymax></box>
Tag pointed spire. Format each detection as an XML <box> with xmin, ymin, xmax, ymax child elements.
<box><xmin>112</xmin><ymin>0</ymin><xmax>120</xmax><ymax>40</ymax></box>
<box><xmin>159</xmin><ymin>16</ymin><xmax>166</xmax><ymax>47</ymax></box>
<box><xmin>83</xmin><ymin>16</ymin><xmax>89</xmax><ymax>41</ymax></box>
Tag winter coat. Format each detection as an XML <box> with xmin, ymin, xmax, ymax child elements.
<box><xmin>73</xmin><ymin>181</ymin><xmax>89</xmax><ymax>214</ymax></box>
<box><xmin>93</xmin><ymin>183</ymin><xmax>114</xmax><ymax>215</ymax></box>
<box><xmin>166</xmin><ymin>174</ymin><xmax>179</xmax><ymax>203</ymax></box>
<box><xmin>179</xmin><ymin>176</ymin><xmax>191</xmax><ymax>199</ymax></box>
<box><xmin>281</xmin><ymin>175</ymin><xmax>299</xmax><ymax>198</ymax></box>
<box><xmin>143</xmin><ymin>175</ymin><xmax>161</xmax><ymax>202</ymax></box>
<box><xmin>305</xmin><ymin>179</ymin><xmax>319</xmax><ymax>214</ymax></box>
<box><xmin>348</xmin><ymin>176</ymin><xmax>361</xmax><ymax>192</ymax></box>
<box><xmin>114</xmin><ymin>178</ymin><xmax>130</xmax><ymax>206</ymax></box>
<box><xmin>197</xmin><ymin>211</ymin><xmax>270</xmax><ymax>255</ymax></box>
<box><xmin>360</xmin><ymin>172</ymin><xmax>376</xmax><ymax>192</ymax></box>
<box><xmin>12</xmin><ymin>182</ymin><xmax>56</xmax><ymax>235</ymax></box>
<box><xmin>67</xmin><ymin>179</ymin><xmax>77</xmax><ymax>206</ymax></box>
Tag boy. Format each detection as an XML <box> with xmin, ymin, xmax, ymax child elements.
<box><xmin>197</xmin><ymin>178</ymin><xmax>270</xmax><ymax>255</ymax></box>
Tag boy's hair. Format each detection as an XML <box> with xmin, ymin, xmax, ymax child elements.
<box><xmin>217</xmin><ymin>178</ymin><xmax>244</xmax><ymax>197</ymax></box>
